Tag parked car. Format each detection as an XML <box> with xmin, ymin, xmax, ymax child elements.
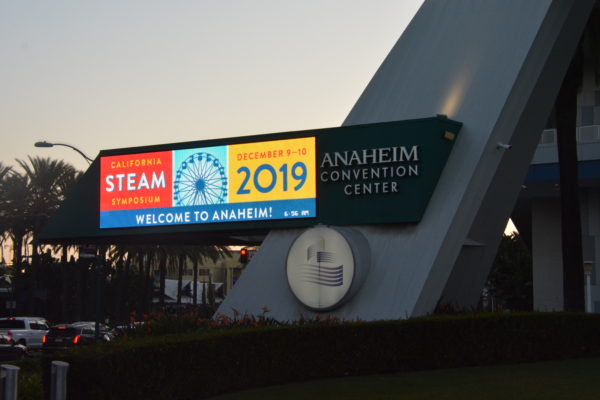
<box><xmin>0</xmin><ymin>317</ymin><xmax>49</xmax><ymax>350</ymax></box>
<box><xmin>0</xmin><ymin>333</ymin><xmax>28</xmax><ymax>362</ymax></box>
<box><xmin>70</xmin><ymin>321</ymin><xmax>115</xmax><ymax>341</ymax></box>
<box><xmin>42</xmin><ymin>322</ymin><xmax>111</xmax><ymax>353</ymax></box>
<box><xmin>114</xmin><ymin>321</ymin><xmax>145</xmax><ymax>337</ymax></box>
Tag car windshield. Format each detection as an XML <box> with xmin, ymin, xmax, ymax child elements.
<box><xmin>0</xmin><ymin>320</ymin><xmax>25</xmax><ymax>329</ymax></box>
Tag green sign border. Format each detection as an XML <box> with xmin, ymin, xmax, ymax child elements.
<box><xmin>38</xmin><ymin>116</ymin><xmax>461</xmax><ymax>244</ymax></box>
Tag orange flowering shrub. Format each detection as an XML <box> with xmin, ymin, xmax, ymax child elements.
<box><xmin>121</xmin><ymin>306</ymin><xmax>354</xmax><ymax>338</ymax></box>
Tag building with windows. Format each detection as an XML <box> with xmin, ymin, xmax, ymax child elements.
<box><xmin>514</xmin><ymin>22</ymin><xmax>600</xmax><ymax>311</ymax></box>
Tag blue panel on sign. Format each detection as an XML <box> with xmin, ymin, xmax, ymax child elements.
<box><xmin>100</xmin><ymin>198</ymin><xmax>316</xmax><ymax>228</ymax></box>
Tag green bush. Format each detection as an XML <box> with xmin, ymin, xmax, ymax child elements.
<box><xmin>120</xmin><ymin>307</ymin><xmax>278</xmax><ymax>339</ymax></box>
<box><xmin>15</xmin><ymin>357</ymin><xmax>43</xmax><ymax>400</ymax></box>
<box><xmin>40</xmin><ymin>313</ymin><xmax>600</xmax><ymax>399</ymax></box>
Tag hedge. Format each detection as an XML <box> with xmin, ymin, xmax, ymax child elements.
<box><xmin>41</xmin><ymin>313</ymin><xmax>600</xmax><ymax>399</ymax></box>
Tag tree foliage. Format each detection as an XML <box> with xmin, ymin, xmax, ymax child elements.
<box><xmin>0</xmin><ymin>156</ymin><xmax>232</xmax><ymax>322</ymax></box>
<box><xmin>0</xmin><ymin>157</ymin><xmax>81</xmax><ymax>266</ymax></box>
<box><xmin>486</xmin><ymin>233</ymin><xmax>533</xmax><ymax>311</ymax></box>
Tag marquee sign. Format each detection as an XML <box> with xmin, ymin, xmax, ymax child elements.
<box><xmin>100</xmin><ymin>137</ymin><xmax>316</xmax><ymax>228</ymax></box>
<box><xmin>98</xmin><ymin>116</ymin><xmax>461</xmax><ymax>230</ymax></box>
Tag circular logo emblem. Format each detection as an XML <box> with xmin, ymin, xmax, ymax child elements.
<box><xmin>286</xmin><ymin>226</ymin><xmax>357</xmax><ymax>311</ymax></box>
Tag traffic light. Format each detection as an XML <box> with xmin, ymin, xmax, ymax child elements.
<box><xmin>239</xmin><ymin>248</ymin><xmax>249</xmax><ymax>264</ymax></box>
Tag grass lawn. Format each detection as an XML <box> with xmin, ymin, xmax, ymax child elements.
<box><xmin>211</xmin><ymin>357</ymin><xmax>600</xmax><ymax>400</ymax></box>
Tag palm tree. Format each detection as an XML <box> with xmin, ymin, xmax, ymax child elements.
<box><xmin>1</xmin><ymin>171</ymin><xmax>30</xmax><ymax>267</ymax></box>
<box><xmin>154</xmin><ymin>244</ymin><xmax>230</xmax><ymax>308</ymax></box>
<box><xmin>0</xmin><ymin>157</ymin><xmax>80</xmax><ymax>314</ymax></box>
<box><xmin>107</xmin><ymin>244</ymin><xmax>141</xmax><ymax>322</ymax></box>
<box><xmin>16</xmin><ymin>156</ymin><xmax>79</xmax><ymax>262</ymax></box>
<box><xmin>107</xmin><ymin>243</ymin><xmax>165</xmax><ymax>319</ymax></box>
<box><xmin>176</xmin><ymin>251</ymin><xmax>186</xmax><ymax>305</ymax></box>
<box><xmin>0</xmin><ymin>162</ymin><xmax>11</xmax><ymax>180</ymax></box>
<box><xmin>181</xmin><ymin>245</ymin><xmax>230</xmax><ymax>306</ymax></box>
<box><xmin>16</xmin><ymin>156</ymin><xmax>80</xmax><ymax>230</ymax></box>
<box><xmin>155</xmin><ymin>244</ymin><xmax>230</xmax><ymax>307</ymax></box>
<box><xmin>0</xmin><ymin>162</ymin><xmax>13</xmax><ymax>264</ymax></box>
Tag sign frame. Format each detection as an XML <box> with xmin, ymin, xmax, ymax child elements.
<box><xmin>98</xmin><ymin>116</ymin><xmax>461</xmax><ymax>232</ymax></box>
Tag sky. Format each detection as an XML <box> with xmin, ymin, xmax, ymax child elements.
<box><xmin>1</xmin><ymin>1</ymin><xmax>424</xmax><ymax>172</ymax></box>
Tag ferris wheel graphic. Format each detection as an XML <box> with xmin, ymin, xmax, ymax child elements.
<box><xmin>173</xmin><ymin>152</ymin><xmax>228</xmax><ymax>206</ymax></box>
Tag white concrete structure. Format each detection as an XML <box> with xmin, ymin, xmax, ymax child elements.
<box><xmin>518</xmin><ymin>124</ymin><xmax>600</xmax><ymax>312</ymax></box>
<box><xmin>218</xmin><ymin>0</ymin><xmax>595</xmax><ymax>321</ymax></box>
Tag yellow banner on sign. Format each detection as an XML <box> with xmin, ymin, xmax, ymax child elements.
<box><xmin>228</xmin><ymin>137</ymin><xmax>316</xmax><ymax>203</ymax></box>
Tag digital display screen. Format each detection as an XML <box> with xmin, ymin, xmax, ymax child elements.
<box><xmin>100</xmin><ymin>137</ymin><xmax>316</xmax><ymax>228</ymax></box>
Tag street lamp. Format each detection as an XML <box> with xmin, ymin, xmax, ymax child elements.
<box><xmin>34</xmin><ymin>141</ymin><xmax>94</xmax><ymax>164</ymax></box>
<box><xmin>34</xmin><ymin>140</ymin><xmax>101</xmax><ymax>337</ymax></box>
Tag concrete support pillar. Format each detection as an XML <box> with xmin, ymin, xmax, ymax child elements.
<box><xmin>583</xmin><ymin>189</ymin><xmax>600</xmax><ymax>312</ymax></box>
<box><xmin>532</xmin><ymin>198</ymin><xmax>564</xmax><ymax>311</ymax></box>
<box><xmin>226</xmin><ymin>267</ymin><xmax>233</xmax><ymax>295</ymax></box>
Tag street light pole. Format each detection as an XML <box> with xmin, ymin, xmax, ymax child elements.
<box><xmin>95</xmin><ymin>247</ymin><xmax>105</xmax><ymax>342</ymax></box>
<box><xmin>34</xmin><ymin>139</ymin><xmax>102</xmax><ymax>337</ymax></box>
<box><xmin>34</xmin><ymin>141</ymin><xmax>94</xmax><ymax>164</ymax></box>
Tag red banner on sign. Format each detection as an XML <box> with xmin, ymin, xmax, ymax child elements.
<box><xmin>100</xmin><ymin>151</ymin><xmax>173</xmax><ymax>211</ymax></box>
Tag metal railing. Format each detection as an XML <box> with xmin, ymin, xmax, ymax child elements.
<box><xmin>538</xmin><ymin>125</ymin><xmax>600</xmax><ymax>146</ymax></box>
